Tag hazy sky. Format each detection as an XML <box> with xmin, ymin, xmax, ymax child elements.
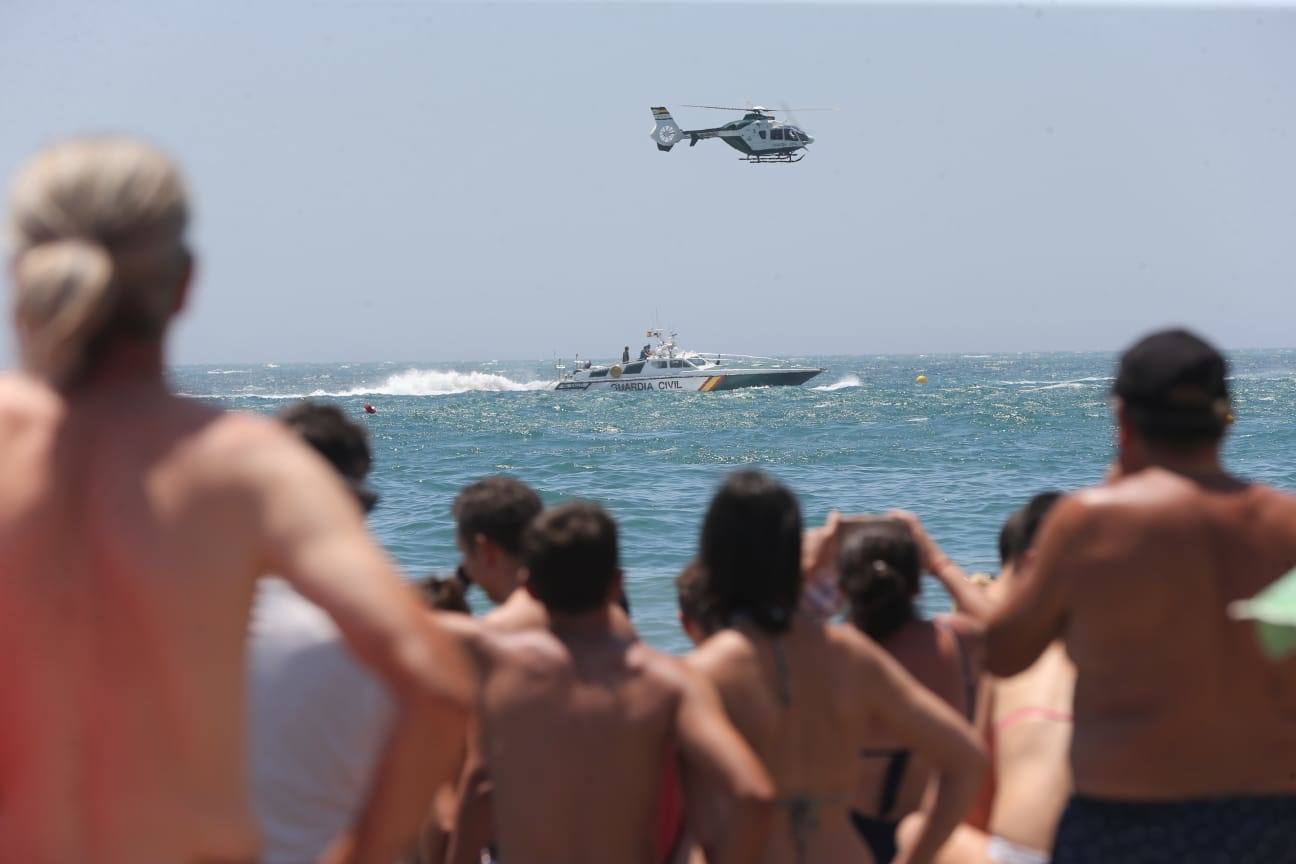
<box><xmin>2</xmin><ymin>0</ymin><xmax>1294</xmax><ymax>364</ymax></box>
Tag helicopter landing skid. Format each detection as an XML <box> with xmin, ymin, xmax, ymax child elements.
<box><xmin>742</xmin><ymin>152</ymin><xmax>804</xmax><ymax>164</ymax></box>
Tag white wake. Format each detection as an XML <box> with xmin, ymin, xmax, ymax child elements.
<box><xmin>813</xmin><ymin>375</ymin><xmax>862</xmax><ymax>392</ymax></box>
<box><xmin>323</xmin><ymin>368</ymin><xmax>552</xmax><ymax>397</ymax></box>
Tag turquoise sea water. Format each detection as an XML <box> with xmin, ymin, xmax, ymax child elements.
<box><xmin>177</xmin><ymin>350</ymin><xmax>1296</xmax><ymax>653</ymax></box>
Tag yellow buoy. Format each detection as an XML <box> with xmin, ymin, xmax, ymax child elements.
<box><xmin>916</xmin><ymin>374</ymin><xmax>928</xmax><ymax>385</ymax></box>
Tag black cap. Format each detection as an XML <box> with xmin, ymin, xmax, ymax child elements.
<box><xmin>1113</xmin><ymin>329</ymin><xmax>1230</xmax><ymax>441</ymax></box>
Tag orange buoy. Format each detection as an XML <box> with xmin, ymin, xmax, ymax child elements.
<box><xmin>363</xmin><ymin>403</ymin><xmax>377</xmax><ymax>415</ymax></box>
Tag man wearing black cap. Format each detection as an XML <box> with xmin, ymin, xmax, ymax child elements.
<box><xmin>979</xmin><ymin>329</ymin><xmax>1296</xmax><ymax>863</ymax></box>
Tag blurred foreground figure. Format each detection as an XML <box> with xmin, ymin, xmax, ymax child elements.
<box><xmin>896</xmin><ymin>493</ymin><xmax>1071</xmax><ymax>864</ymax></box>
<box><xmin>838</xmin><ymin>519</ymin><xmax>983</xmax><ymax>864</ymax></box>
<box><xmin>248</xmin><ymin>401</ymin><xmax>432</xmax><ymax>864</ymax></box>
<box><xmin>454</xmin><ymin>501</ymin><xmax>775</xmax><ymax>864</ymax></box>
<box><xmin>983</xmin><ymin>330</ymin><xmax>1296</xmax><ymax>863</ymax></box>
<box><xmin>687</xmin><ymin>471</ymin><xmax>986</xmax><ymax>864</ymax></box>
<box><xmin>0</xmin><ymin>139</ymin><xmax>468</xmax><ymax>864</ymax></box>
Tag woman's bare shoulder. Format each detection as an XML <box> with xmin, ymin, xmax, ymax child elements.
<box><xmin>685</xmin><ymin>629</ymin><xmax>757</xmax><ymax>677</ymax></box>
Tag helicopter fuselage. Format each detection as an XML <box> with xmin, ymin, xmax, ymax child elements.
<box><xmin>651</xmin><ymin>107</ymin><xmax>814</xmax><ymax>163</ymax></box>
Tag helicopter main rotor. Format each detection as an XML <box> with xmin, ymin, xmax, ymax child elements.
<box><xmin>681</xmin><ymin>104</ymin><xmax>835</xmax><ymax>114</ymax></box>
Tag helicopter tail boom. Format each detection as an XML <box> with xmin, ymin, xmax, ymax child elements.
<box><xmin>649</xmin><ymin>107</ymin><xmax>685</xmax><ymax>152</ymax></box>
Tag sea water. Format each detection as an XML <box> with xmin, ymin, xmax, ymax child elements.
<box><xmin>177</xmin><ymin>350</ymin><xmax>1296</xmax><ymax>653</ymax></box>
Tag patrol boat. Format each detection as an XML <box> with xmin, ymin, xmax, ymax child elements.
<box><xmin>554</xmin><ymin>330</ymin><xmax>823</xmax><ymax>392</ymax></box>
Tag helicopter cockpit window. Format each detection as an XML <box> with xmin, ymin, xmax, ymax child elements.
<box><xmin>758</xmin><ymin>130</ymin><xmax>767</xmax><ymax>139</ymax></box>
<box><xmin>771</xmin><ymin>128</ymin><xmax>785</xmax><ymax>141</ymax></box>
<box><xmin>789</xmin><ymin>129</ymin><xmax>801</xmax><ymax>141</ymax></box>
<box><xmin>623</xmin><ymin>362</ymin><xmax>645</xmax><ymax>374</ymax></box>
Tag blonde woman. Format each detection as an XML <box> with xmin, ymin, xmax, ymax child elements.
<box><xmin>0</xmin><ymin>138</ymin><xmax>469</xmax><ymax>864</ymax></box>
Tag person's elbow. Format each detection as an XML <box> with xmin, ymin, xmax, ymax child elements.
<box><xmin>732</xmin><ymin>764</ymin><xmax>777</xmax><ymax>828</ymax></box>
<box><xmin>731</xmin><ymin>777</ymin><xmax>776</xmax><ymax>848</ymax></box>
<box><xmin>949</xmin><ymin>730</ymin><xmax>990</xmax><ymax>791</ymax></box>
<box><xmin>373</xmin><ymin>624</ymin><xmax>475</xmax><ymax>724</ymax></box>
<box><xmin>967</xmin><ymin>737</ymin><xmax>990</xmax><ymax>783</ymax></box>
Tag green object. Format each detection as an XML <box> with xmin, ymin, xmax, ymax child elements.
<box><xmin>1228</xmin><ymin>567</ymin><xmax>1296</xmax><ymax>660</ymax></box>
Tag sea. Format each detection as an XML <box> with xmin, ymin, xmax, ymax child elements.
<box><xmin>176</xmin><ymin>350</ymin><xmax>1296</xmax><ymax>654</ymax></box>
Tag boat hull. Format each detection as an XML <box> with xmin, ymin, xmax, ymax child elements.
<box><xmin>555</xmin><ymin>367</ymin><xmax>823</xmax><ymax>392</ymax></box>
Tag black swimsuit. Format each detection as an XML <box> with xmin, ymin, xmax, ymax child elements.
<box><xmin>850</xmin><ymin>621</ymin><xmax>977</xmax><ymax>864</ymax></box>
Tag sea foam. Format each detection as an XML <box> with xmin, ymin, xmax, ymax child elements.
<box><xmin>324</xmin><ymin>368</ymin><xmax>552</xmax><ymax>397</ymax></box>
<box><xmin>813</xmin><ymin>375</ymin><xmax>862</xmax><ymax>392</ymax></box>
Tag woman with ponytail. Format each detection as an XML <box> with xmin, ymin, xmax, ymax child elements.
<box><xmin>839</xmin><ymin>520</ymin><xmax>985</xmax><ymax>864</ymax></box>
<box><xmin>0</xmin><ymin>138</ymin><xmax>470</xmax><ymax>864</ymax></box>
<box><xmin>687</xmin><ymin>471</ymin><xmax>987</xmax><ymax>864</ymax></box>
<box><xmin>9</xmin><ymin>138</ymin><xmax>192</xmax><ymax>389</ymax></box>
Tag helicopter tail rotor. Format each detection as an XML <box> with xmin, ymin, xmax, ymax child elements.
<box><xmin>649</xmin><ymin>107</ymin><xmax>684</xmax><ymax>152</ymax></box>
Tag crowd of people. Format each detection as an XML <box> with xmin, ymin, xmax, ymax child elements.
<box><xmin>2</xmin><ymin>136</ymin><xmax>1295</xmax><ymax>864</ymax></box>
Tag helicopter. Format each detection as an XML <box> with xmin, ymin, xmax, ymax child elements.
<box><xmin>649</xmin><ymin>104</ymin><xmax>823</xmax><ymax>163</ymax></box>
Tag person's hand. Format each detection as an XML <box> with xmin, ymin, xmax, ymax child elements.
<box><xmin>886</xmin><ymin>510</ymin><xmax>948</xmax><ymax>574</ymax></box>
<box><xmin>800</xmin><ymin>512</ymin><xmax>845</xmax><ymax>621</ymax></box>
<box><xmin>801</xmin><ymin>511</ymin><xmax>842</xmax><ymax>579</ymax></box>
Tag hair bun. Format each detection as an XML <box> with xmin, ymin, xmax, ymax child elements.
<box><xmin>14</xmin><ymin>239</ymin><xmax>116</xmax><ymax>387</ymax></box>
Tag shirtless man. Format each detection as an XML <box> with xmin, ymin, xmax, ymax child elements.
<box><xmin>441</xmin><ymin>476</ymin><xmax>543</xmax><ymax>863</ymax></box>
<box><xmin>983</xmin><ymin>330</ymin><xmax>1296</xmax><ymax>862</ymax></box>
<box><xmin>687</xmin><ymin>470</ymin><xmax>987</xmax><ymax>864</ymax></box>
<box><xmin>452</xmin><ymin>475</ymin><xmax>545</xmax><ymax>629</ymax></box>
<box><xmin>896</xmin><ymin>492</ymin><xmax>1073</xmax><ymax>864</ymax></box>
<box><xmin>0</xmin><ymin>138</ymin><xmax>469</xmax><ymax>864</ymax></box>
<box><xmin>444</xmin><ymin>478</ymin><xmax>641</xmax><ymax>863</ymax></box>
<box><xmin>462</xmin><ymin>501</ymin><xmax>775</xmax><ymax>863</ymax></box>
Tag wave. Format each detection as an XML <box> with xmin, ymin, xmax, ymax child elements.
<box><xmin>186</xmin><ymin>368</ymin><xmax>553</xmax><ymax>400</ymax></box>
<box><xmin>1001</xmin><ymin>376</ymin><xmax>1112</xmax><ymax>386</ymax></box>
<box><xmin>324</xmin><ymin>369</ymin><xmax>553</xmax><ymax>396</ymax></box>
<box><xmin>813</xmin><ymin>375</ymin><xmax>862</xmax><ymax>392</ymax></box>
<box><xmin>206</xmin><ymin>369</ymin><xmax>248</xmax><ymax>375</ymax></box>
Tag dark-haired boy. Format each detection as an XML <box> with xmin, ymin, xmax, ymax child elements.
<box><xmin>446</xmin><ymin>479</ymin><xmax>639</xmax><ymax>864</ymax></box>
<box><xmin>467</xmin><ymin>502</ymin><xmax>774</xmax><ymax>864</ymax></box>
<box><xmin>676</xmin><ymin>560</ymin><xmax>715</xmax><ymax>646</ymax></box>
<box><xmin>452</xmin><ymin>476</ymin><xmax>543</xmax><ymax>612</ymax></box>
<box><xmin>984</xmin><ymin>330</ymin><xmax>1296</xmax><ymax>862</ymax></box>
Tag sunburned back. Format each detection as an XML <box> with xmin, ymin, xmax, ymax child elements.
<box><xmin>0</xmin><ymin>377</ymin><xmax>268</xmax><ymax>863</ymax></box>
<box><xmin>1065</xmin><ymin>469</ymin><xmax>1296</xmax><ymax>798</ymax></box>
<box><xmin>693</xmin><ymin>619</ymin><xmax>872</xmax><ymax>864</ymax></box>
<box><xmin>480</xmin><ymin>630</ymin><xmax>677</xmax><ymax>864</ymax></box>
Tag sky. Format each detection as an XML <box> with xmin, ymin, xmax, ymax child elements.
<box><xmin>2</xmin><ymin>0</ymin><xmax>1294</xmax><ymax>364</ymax></box>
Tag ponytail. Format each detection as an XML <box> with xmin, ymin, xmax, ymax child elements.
<box><xmin>844</xmin><ymin>558</ymin><xmax>914</xmax><ymax>641</ymax></box>
<box><xmin>8</xmin><ymin>137</ymin><xmax>189</xmax><ymax>390</ymax></box>
<box><xmin>14</xmin><ymin>240</ymin><xmax>116</xmax><ymax>389</ymax></box>
<box><xmin>838</xmin><ymin>521</ymin><xmax>921</xmax><ymax>641</ymax></box>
